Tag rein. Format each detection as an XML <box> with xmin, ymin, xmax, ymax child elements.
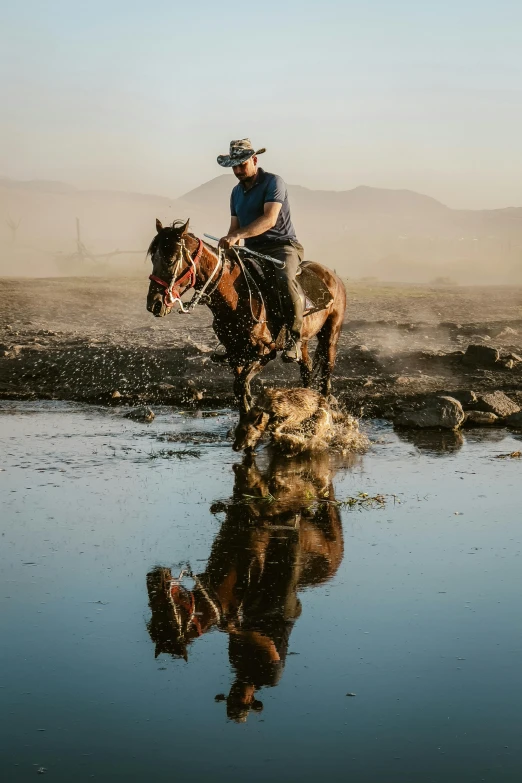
<box><xmin>167</xmin><ymin>568</ymin><xmax>222</xmax><ymax>639</ymax></box>
<box><xmin>148</xmin><ymin>232</ymin><xmax>265</xmax><ymax>323</ymax></box>
<box><xmin>149</xmin><ymin>237</ymin><xmax>227</xmax><ymax>313</ymax></box>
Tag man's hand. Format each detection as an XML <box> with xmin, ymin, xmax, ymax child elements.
<box><xmin>219</xmin><ymin>233</ymin><xmax>242</xmax><ymax>250</ymax></box>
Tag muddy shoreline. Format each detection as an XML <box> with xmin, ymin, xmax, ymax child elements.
<box><xmin>1</xmin><ymin>277</ymin><xmax>521</xmax><ymax>418</ymax></box>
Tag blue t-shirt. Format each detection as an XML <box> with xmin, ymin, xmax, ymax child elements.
<box><xmin>230</xmin><ymin>168</ymin><xmax>297</xmax><ymax>249</ymax></box>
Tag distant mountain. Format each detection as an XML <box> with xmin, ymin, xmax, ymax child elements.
<box><xmin>1</xmin><ymin>175</ymin><xmax>521</xmax><ymax>282</ymax></box>
<box><xmin>0</xmin><ymin>177</ymin><xmax>78</xmax><ymax>194</ymax></box>
<box><xmin>182</xmin><ymin>175</ymin><xmax>522</xmax><ymax>282</ymax></box>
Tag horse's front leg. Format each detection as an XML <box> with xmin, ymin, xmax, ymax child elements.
<box><xmin>232</xmin><ymin>366</ymin><xmax>246</xmax><ymax>410</ymax></box>
<box><xmin>233</xmin><ymin>361</ymin><xmax>263</xmax><ymax>412</ymax></box>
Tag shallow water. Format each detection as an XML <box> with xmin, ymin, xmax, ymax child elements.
<box><xmin>1</xmin><ymin>402</ymin><xmax>522</xmax><ymax>782</ymax></box>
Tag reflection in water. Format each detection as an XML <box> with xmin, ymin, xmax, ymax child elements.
<box><xmin>396</xmin><ymin>427</ymin><xmax>464</xmax><ymax>454</ymax></box>
<box><xmin>464</xmin><ymin>427</ymin><xmax>511</xmax><ymax>445</ymax></box>
<box><xmin>146</xmin><ymin>450</ymin><xmax>347</xmax><ymax>722</ymax></box>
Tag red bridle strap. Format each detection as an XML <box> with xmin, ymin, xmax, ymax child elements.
<box><xmin>149</xmin><ymin>238</ymin><xmax>204</xmax><ymax>296</ymax></box>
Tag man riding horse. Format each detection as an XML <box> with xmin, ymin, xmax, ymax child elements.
<box><xmin>146</xmin><ymin>144</ymin><xmax>346</xmax><ymax>408</ymax></box>
<box><xmin>218</xmin><ymin>139</ymin><xmax>304</xmax><ymax>363</ymax></box>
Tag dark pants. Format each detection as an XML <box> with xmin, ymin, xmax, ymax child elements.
<box><xmin>253</xmin><ymin>240</ymin><xmax>304</xmax><ymax>342</ymax></box>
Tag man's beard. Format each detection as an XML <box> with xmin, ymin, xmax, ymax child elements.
<box><xmin>235</xmin><ymin>170</ymin><xmax>256</xmax><ymax>186</ymax></box>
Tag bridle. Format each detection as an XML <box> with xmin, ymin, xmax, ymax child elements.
<box><xmin>149</xmin><ymin>237</ymin><xmax>203</xmax><ymax>309</ymax></box>
<box><xmin>149</xmin><ymin>236</ymin><xmax>223</xmax><ymax>313</ymax></box>
<box><xmin>167</xmin><ymin>568</ymin><xmax>222</xmax><ymax>640</ymax></box>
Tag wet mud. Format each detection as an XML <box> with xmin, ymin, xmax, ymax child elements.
<box><xmin>1</xmin><ymin>278</ymin><xmax>522</xmax><ymax>418</ymax></box>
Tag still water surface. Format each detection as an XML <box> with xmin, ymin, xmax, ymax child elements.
<box><xmin>1</xmin><ymin>402</ymin><xmax>521</xmax><ymax>782</ymax></box>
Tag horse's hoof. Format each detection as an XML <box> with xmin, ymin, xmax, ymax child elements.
<box><xmin>210</xmin><ymin>351</ymin><xmax>229</xmax><ymax>364</ymax></box>
<box><xmin>281</xmin><ymin>340</ymin><xmax>302</xmax><ymax>363</ymax></box>
<box><xmin>281</xmin><ymin>352</ymin><xmax>300</xmax><ymax>364</ymax></box>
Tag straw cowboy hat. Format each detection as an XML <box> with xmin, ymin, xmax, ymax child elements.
<box><xmin>217</xmin><ymin>139</ymin><xmax>266</xmax><ymax>168</ymax></box>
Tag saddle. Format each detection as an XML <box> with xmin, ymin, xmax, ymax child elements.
<box><xmin>244</xmin><ymin>258</ymin><xmax>333</xmax><ymax>320</ymax></box>
<box><xmin>296</xmin><ymin>263</ymin><xmax>334</xmax><ymax>316</ymax></box>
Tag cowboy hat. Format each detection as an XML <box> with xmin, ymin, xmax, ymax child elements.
<box><xmin>217</xmin><ymin>139</ymin><xmax>266</xmax><ymax>168</ymax></box>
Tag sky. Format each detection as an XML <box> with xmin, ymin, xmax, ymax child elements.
<box><xmin>1</xmin><ymin>0</ymin><xmax>521</xmax><ymax>209</ymax></box>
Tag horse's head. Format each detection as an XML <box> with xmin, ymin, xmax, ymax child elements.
<box><xmin>146</xmin><ymin>218</ymin><xmax>192</xmax><ymax>317</ymax></box>
<box><xmin>146</xmin><ymin>566</ymin><xmax>219</xmax><ymax>661</ymax></box>
<box><xmin>232</xmin><ymin>407</ymin><xmax>270</xmax><ymax>452</ymax></box>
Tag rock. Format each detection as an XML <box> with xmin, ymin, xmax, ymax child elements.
<box><xmin>475</xmin><ymin>392</ymin><xmax>520</xmax><ymax>417</ymax></box>
<box><xmin>3</xmin><ymin>344</ymin><xmax>23</xmax><ymax>359</ymax></box>
<box><xmin>502</xmin><ymin>360</ymin><xmax>515</xmax><ymax>369</ymax></box>
<box><xmin>347</xmin><ymin>345</ymin><xmax>380</xmax><ymax>367</ymax></box>
<box><xmin>492</xmin><ymin>326</ymin><xmax>518</xmax><ymax>338</ymax></box>
<box><xmin>348</xmin><ymin>344</ymin><xmax>370</xmax><ymax>356</ymax></box>
<box><xmin>505</xmin><ymin>411</ymin><xmax>522</xmax><ymax>428</ymax></box>
<box><xmin>463</xmin><ymin>411</ymin><xmax>499</xmax><ymax>427</ymax></box>
<box><xmin>448</xmin><ymin>390</ymin><xmax>477</xmax><ymax>408</ymax></box>
<box><xmin>503</xmin><ymin>352</ymin><xmax>522</xmax><ymax>363</ymax></box>
<box><xmin>124</xmin><ymin>406</ymin><xmax>155</xmax><ymax>423</ymax></box>
<box><xmin>419</xmin><ymin>350</ymin><xmax>447</xmax><ymax>360</ymax></box>
<box><xmin>462</xmin><ymin>344</ymin><xmax>500</xmax><ymax>367</ymax></box>
<box><xmin>395</xmin><ymin>376</ymin><xmax>414</xmax><ymax>385</ymax></box>
<box><xmin>111</xmin><ymin>390</ymin><xmax>121</xmax><ymax>398</ymax></box>
<box><xmin>394</xmin><ymin>396</ymin><xmax>465</xmax><ymax>430</ymax></box>
<box><xmin>181</xmin><ymin>381</ymin><xmax>204</xmax><ymax>402</ymax></box>
<box><xmin>439</xmin><ymin>321</ymin><xmax>461</xmax><ymax>330</ymax></box>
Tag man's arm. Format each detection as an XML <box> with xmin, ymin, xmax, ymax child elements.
<box><xmin>219</xmin><ymin>202</ymin><xmax>282</xmax><ymax>249</ymax></box>
<box><xmin>227</xmin><ymin>216</ymin><xmax>240</xmax><ymax>236</ymax></box>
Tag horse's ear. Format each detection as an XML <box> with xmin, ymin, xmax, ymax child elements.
<box><xmin>254</xmin><ymin>410</ymin><xmax>268</xmax><ymax>427</ymax></box>
<box><xmin>180</xmin><ymin>218</ymin><xmax>190</xmax><ymax>236</ymax></box>
<box><xmin>156</xmin><ymin>218</ymin><xmax>163</xmax><ymax>233</ymax></box>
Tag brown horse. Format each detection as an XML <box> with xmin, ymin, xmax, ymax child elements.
<box><xmin>146</xmin><ymin>219</ymin><xmax>346</xmax><ymax>411</ymax></box>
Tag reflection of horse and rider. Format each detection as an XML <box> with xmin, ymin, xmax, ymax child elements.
<box><xmin>146</xmin><ymin>450</ymin><xmax>353</xmax><ymax>723</ymax></box>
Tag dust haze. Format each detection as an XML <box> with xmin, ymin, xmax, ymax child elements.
<box><xmin>1</xmin><ymin>174</ymin><xmax>522</xmax><ymax>285</ymax></box>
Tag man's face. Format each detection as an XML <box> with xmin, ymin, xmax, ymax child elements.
<box><xmin>232</xmin><ymin>155</ymin><xmax>258</xmax><ymax>182</ymax></box>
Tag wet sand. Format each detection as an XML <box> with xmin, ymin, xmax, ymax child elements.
<box><xmin>1</xmin><ymin>278</ymin><xmax>521</xmax><ymax>415</ymax></box>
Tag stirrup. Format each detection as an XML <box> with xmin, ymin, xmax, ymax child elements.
<box><xmin>282</xmin><ymin>339</ymin><xmax>302</xmax><ymax>363</ymax></box>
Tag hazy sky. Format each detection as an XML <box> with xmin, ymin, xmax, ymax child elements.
<box><xmin>1</xmin><ymin>0</ymin><xmax>521</xmax><ymax>208</ymax></box>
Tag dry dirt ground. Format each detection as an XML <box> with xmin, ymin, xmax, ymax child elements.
<box><xmin>1</xmin><ymin>277</ymin><xmax>521</xmax><ymax>416</ymax></box>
